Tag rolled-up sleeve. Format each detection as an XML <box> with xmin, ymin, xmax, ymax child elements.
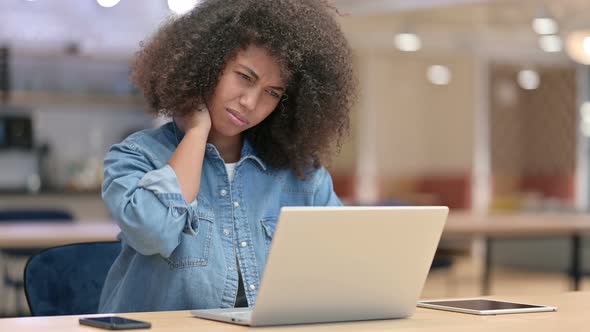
<box><xmin>102</xmin><ymin>141</ymin><xmax>197</xmax><ymax>258</ymax></box>
<box><xmin>138</xmin><ymin>164</ymin><xmax>183</xmax><ymax>195</ymax></box>
<box><xmin>312</xmin><ymin>167</ymin><xmax>343</xmax><ymax>206</ymax></box>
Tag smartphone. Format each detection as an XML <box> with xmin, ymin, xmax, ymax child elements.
<box><xmin>79</xmin><ymin>316</ymin><xmax>151</xmax><ymax>330</ymax></box>
<box><xmin>418</xmin><ymin>298</ymin><xmax>557</xmax><ymax>315</ymax></box>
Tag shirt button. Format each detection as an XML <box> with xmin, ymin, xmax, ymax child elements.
<box><xmin>228</xmin><ymin>266</ymin><xmax>234</xmax><ymax>271</ymax></box>
<box><xmin>223</xmin><ymin>229</ymin><xmax>230</xmax><ymax>236</ymax></box>
<box><xmin>220</xmin><ymin>189</ymin><xmax>227</xmax><ymax>197</ymax></box>
<box><xmin>233</xmin><ymin>201</ymin><xmax>240</xmax><ymax>208</ymax></box>
<box><xmin>249</xmin><ymin>284</ymin><xmax>256</xmax><ymax>291</ymax></box>
<box><xmin>240</xmin><ymin>241</ymin><xmax>248</xmax><ymax>247</ymax></box>
<box><xmin>207</xmin><ymin>147</ymin><xmax>214</xmax><ymax>152</ymax></box>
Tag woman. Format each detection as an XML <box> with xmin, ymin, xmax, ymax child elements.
<box><xmin>99</xmin><ymin>0</ymin><xmax>356</xmax><ymax>313</ymax></box>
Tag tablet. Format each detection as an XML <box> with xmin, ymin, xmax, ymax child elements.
<box><xmin>417</xmin><ymin>298</ymin><xmax>558</xmax><ymax>315</ymax></box>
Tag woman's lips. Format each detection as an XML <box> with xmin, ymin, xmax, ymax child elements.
<box><xmin>226</xmin><ymin>108</ymin><xmax>248</xmax><ymax>127</ymax></box>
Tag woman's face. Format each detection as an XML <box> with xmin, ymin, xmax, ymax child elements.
<box><xmin>207</xmin><ymin>45</ymin><xmax>286</xmax><ymax>139</ymax></box>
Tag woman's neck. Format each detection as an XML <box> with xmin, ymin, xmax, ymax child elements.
<box><xmin>208</xmin><ymin>131</ymin><xmax>243</xmax><ymax>163</ymax></box>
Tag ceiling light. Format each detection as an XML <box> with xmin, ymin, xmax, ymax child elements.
<box><xmin>426</xmin><ymin>65</ymin><xmax>451</xmax><ymax>86</ymax></box>
<box><xmin>580</xmin><ymin>102</ymin><xmax>590</xmax><ymax>123</ymax></box>
<box><xmin>532</xmin><ymin>17</ymin><xmax>558</xmax><ymax>35</ymax></box>
<box><xmin>168</xmin><ymin>0</ymin><xmax>199</xmax><ymax>15</ymax></box>
<box><xmin>583</xmin><ymin>37</ymin><xmax>590</xmax><ymax>55</ymax></box>
<box><xmin>96</xmin><ymin>0</ymin><xmax>121</xmax><ymax>8</ymax></box>
<box><xmin>565</xmin><ymin>31</ymin><xmax>590</xmax><ymax>65</ymax></box>
<box><xmin>538</xmin><ymin>35</ymin><xmax>562</xmax><ymax>53</ymax></box>
<box><xmin>517</xmin><ymin>70</ymin><xmax>540</xmax><ymax>90</ymax></box>
<box><xmin>394</xmin><ymin>33</ymin><xmax>421</xmax><ymax>52</ymax></box>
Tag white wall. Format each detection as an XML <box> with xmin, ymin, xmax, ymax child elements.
<box><xmin>348</xmin><ymin>48</ymin><xmax>475</xmax><ymax>179</ymax></box>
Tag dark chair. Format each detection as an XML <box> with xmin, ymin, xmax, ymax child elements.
<box><xmin>0</xmin><ymin>209</ymin><xmax>74</xmax><ymax>316</ymax></box>
<box><xmin>430</xmin><ymin>254</ymin><xmax>454</xmax><ymax>270</ymax></box>
<box><xmin>24</xmin><ymin>241</ymin><xmax>121</xmax><ymax>316</ymax></box>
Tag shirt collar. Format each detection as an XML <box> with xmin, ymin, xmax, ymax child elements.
<box><xmin>169</xmin><ymin>120</ymin><xmax>267</xmax><ymax>171</ymax></box>
<box><xmin>238</xmin><ymin>138</ymin><xmax>267</xmax><ymax>171</ymax></box>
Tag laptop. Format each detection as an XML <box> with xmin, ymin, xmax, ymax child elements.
<box><xmin>191</xmin><ymin>206</ymin><xmax>449</xmax><ymax>326</ymax></box>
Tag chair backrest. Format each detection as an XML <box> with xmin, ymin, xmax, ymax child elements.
<box><xmin>24</xmin><ymin>241</ymin><xmax>121</xmax><ymax>316</ymax></box>
<box><xmin>0</xmin><ymin>209</ymin><xmax>74</xmax><ymax>222</ymax></box>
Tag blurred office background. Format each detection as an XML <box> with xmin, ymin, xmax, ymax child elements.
<box><xmin>2</xmin><ymin>0</ymin><xmax>590</xmax><ymax>316</ymax></box>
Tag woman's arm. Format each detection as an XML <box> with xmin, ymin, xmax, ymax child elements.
<box><xmin>102</xmin><ymin>107</ymin><xmax>211</xmax><ymax>258</ymax></box>
<box><xmin>168</xmin><ymin>107</ymin><xmax>211</xmax><ymax>202</ymax></box>
<box><xmin>102</xmin><ymin>143</ymin><xmax>194</xmax><ymax>257</ymax></box>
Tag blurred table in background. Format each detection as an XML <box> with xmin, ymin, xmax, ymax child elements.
<box><xmin>2</xmin><ymin>212</ymin><xmax>590</xmax><ymax>295</ymax></box>
<box><xmin>445</xmin><ymin>212</ymin><xmax>590</xmax><ymax>294</ymax></box>
<box><xmin>0</xmin><ymin>222</ymin><xmax>119</xmax><ymax>248</ymax></box>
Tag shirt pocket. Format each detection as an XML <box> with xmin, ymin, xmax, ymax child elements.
<box><xmin>164</xmin><ymin>195</ymin><xmax>215</xmax><ymax>269</ymax></box>
<box><xmin>260</xmin><ymin>216</ymin><xmax>279</xmax><ymax>256</ymax></box>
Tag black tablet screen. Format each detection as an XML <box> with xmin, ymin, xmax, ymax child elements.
<box><xmin>422</xmin><ymin>299</ymin><xmax>543</xmax><ymax>310</ymax></box>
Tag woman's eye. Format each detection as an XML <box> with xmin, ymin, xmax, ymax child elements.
<box><xmin>238</xmin><ymin>72</ymin><xmax>252</xmax><ymax>82</ymax></box>
<box><xmin>266</xmin><ymin>90</ymin><xmax>280</xmax><ymax>99</ymax></box>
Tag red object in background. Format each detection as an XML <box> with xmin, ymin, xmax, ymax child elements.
<box><xmin>330</xmin><ymin>173</ymin><xmax>356</xmax><ymax>201</ymax></box>
<box><xmin>331</xmin><ymin>172</ymin><xmax>472</xmax><ymax>208</ymax></box>
<box><xmin>415</xmin><ymin>174</ymin><xmax>471</xmax><ymax>209</ymax></box>
<box><xmin>520</xmin><ymin>173</ymin><xmax>575</xmax><ymax>202</ymax></box>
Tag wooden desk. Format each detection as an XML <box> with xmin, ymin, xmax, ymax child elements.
<box><xmin>0</xmin><ymin>292</ymin><xmax>587</xmax><ymax>331</ymax></box>
<box><xmin>0</xmin><ymin>222</ymin><xmax>119</xmax><ymax>248</ymax></box>
<box><xmin>444</xmin><ymin>213</ymin><xmax>590</xmax><ymax>294</ymax></box>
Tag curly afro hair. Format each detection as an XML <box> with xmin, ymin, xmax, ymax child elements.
<box><xmin>132</xmin><ymin>0</ymin><xmax>357</xmax><ymax>178</ymax></box>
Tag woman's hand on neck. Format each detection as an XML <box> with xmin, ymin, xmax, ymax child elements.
<box><xmin>175</xmin><ymin>105</ymin><xmax>212</xmax><ymax>134</ymax></box>
<box><xmin>168</xmin><ymin>105</ymin><xmax>212</xmax><ymax>203</ymax></box>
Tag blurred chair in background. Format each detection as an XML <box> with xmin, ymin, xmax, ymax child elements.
<box><xmin>24</xmin><ymin>241</ymin><xmax>120</xmax><ymax>316</ymax></box>
<box><xmin>0</xmin><ymin>209</ymin><xmax>73</xmax><ymax>316</ymax></box>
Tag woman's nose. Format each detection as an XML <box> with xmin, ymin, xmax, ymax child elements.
<box><xmin>239</xmin><ymin>87</ymin><xmax>261</xmax><ymax>111</ymax></box>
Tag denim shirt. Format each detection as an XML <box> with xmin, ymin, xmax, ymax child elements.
<box><xmin>98</xmin><ymin>121</ymin><xmax>342</xmax><ymax>313</ymax></box>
